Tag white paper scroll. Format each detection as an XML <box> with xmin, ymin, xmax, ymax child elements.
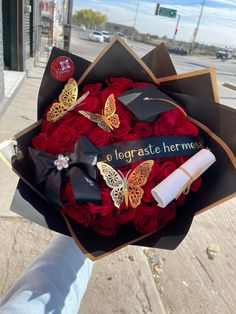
<box><xmin>151</xmin><ymin>149</ymin><xmax>216</xmax><ymax>208</ymax></box>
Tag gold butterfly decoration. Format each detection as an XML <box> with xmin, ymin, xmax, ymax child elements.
<box><xmin>47</xmin><ymin>78</ymin><xmax>89</xmax><ymax>122</ymax></box>
<box><xmin>79</xmin><ymin>94</ymin><xmax>120</xmax><ymax>132</ymax></box>
<box><xmin>97</xmin><ymin>160</ymin><xmax>154</xmax><ymax>209</ymax></box>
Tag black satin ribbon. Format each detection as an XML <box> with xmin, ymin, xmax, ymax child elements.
<box><xmin>28</xmin><ymin>136</ymin><xmax>101</xmax><ymax>208</ymax></box>
<box><xmin>99</xmin><ymin>136</ymin><xmax>204</xmax><ymax>167</ymax></box>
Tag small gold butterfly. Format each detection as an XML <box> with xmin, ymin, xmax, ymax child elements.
<box><xmin>97</xmin><ymin>160</ymin><xmax>154</xmax><ymax>209</ymax></box>
<box><xmin>79</xmin><ymin>94</ymin><xmax>120</xmax><ymax>132</ymax></box>
<box><xmin>47</xmin><ymin>78</ymin><xmax>89</xmax><ymax>122</ymax></box>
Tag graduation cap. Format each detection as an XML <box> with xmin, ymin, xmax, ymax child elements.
<box><xmin>118</xmin><ymin>85</ymin><xmax>183</xmax><ymax>123</ymax></box>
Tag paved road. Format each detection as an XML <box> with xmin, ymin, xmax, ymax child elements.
<box><xmin>70</xmin><ymin>27</ymin><xmax>236</xmax><ymax>109</ymax></box>
<box><xmin>70</xmin><ymin>27</ymin><xmax>236</xmax><ymax>85</ymax></box>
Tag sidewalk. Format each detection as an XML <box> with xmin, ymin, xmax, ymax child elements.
<box><xmin>0</xmin><ymin>61</ymin><xmax>165</xmax><ymax>313</ymax></box>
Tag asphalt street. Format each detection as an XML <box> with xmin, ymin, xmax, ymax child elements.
<box><xmin>70</xmin><ymin>26</ymin><xmax>236</xmax><ymax>86</ymax></box>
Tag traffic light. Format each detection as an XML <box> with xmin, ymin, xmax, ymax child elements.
<box><xmin>155</xmin><ymin>3</ymin><xmax>160</xmax><ymax>15</ymax></box>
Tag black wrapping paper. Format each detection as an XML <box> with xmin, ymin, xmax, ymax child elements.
<box><xmin>6</xmin><ymin>38</ymin><xmax>236</xmax><ymax>260</ymax></box>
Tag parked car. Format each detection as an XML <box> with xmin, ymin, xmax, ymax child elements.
<box><xmin>101</xmin><ymin>31</ymin><xmax>110</xmax><ymax>42</ymax></box>
<box><xmin>216</xmin><ymin>49</ymin><xmax>232</xmax><ymax>59</ymax></box>
<box><xmin>168</xmin><ymin>47</ymin><xmax>189</xmax><ymax>55</ymax></box>
<box><xmin>78</xmin><ymin>25</ymin><xmax>86</xmax><ymax>31</ymax></box>
<box><xmin>116</xmin><ymin>32</ymin><xmax>128</xmax><ymax>43</ymax></box>
<box><xmin>89</xmin><ymin>31</ymin><xmax>104</xmax><ymax>43</ymax></box>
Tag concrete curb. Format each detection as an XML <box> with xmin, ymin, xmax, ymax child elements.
<box><xmin>222</xmin><ymin>82</ymin><xmax>236</xmax><ymax>91</ymax></box>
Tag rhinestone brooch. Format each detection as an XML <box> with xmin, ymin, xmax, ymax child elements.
<box><xmin>54</xmin><ymin>155</ymin><xmax>70</xmax><ymax>171</ymax></box>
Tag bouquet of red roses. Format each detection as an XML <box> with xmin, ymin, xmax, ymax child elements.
<box><xmin>30</xmin><ymin>76</ymin><xmax>202</xmax><ymax>237</ymax></box>
<box><xmin>1</xmin><ymin>40</ymin><xmax>235</xmax><ymax>260</ymax></box>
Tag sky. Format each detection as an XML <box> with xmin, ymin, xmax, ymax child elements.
<box><xmin>70</xmin><ymin>0</ymin><xmax>236</xmax><ymax>47</ymax></box>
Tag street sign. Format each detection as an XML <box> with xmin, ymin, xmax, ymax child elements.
<box><xmin>158</xmin><ymin>7</ymin><xmax>177</xmax><ymax>18</ymax></box>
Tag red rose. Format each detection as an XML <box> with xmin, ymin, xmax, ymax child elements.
<box><xmin>88</xmin><ymin>127</ymin><xmax>111</xmax><ymax>146</ymax></box>
<box><xmin>191</xmin><ymin>176</ymin><xmax>202</xmax><ymax>192</ymax></box>
<box><xmin>106</xmin><ymin>77</ymin><xmax>133</xmax><ymax>90</ymax></box>
<box><xmin>152</xmin><ymin>118</ymin><xmax>160</xmax><ymax>136</ymax></box>
<box><xmin>172</xmin><ymin>155</ymin><xmax>190</xmax><ymax>166</ymax></box>
<box><xmin>93</xmin><ymin>213</ymin><xmax>118</xmax><ymax>236</ymax></box>
<box><xmin>87</xmin><ymin>188</ymin><xmax>113</xmax><ymax>216</ymax></box>
<box><xmin>83</xmin><ymin>82</ymin><xmax>102</xmax><ymax>93</ymax></box>
<box><xmin>132</xmin><ymin>82</ymin><xmax>154</xmax><ymax>88</ymax></box>
<box><xmin>134</xmin><ymin>121</ymin><xmax>152</xmax><ymax>138</ymax></box>
<box><xmin>148</xmin><ymin>160</ymin><xmax>160</xmax><ymax>181</ymax></box>
<box><xmin>117</xmin><ymin>204</ymin><xmax>136</xmax><ymax>224</ymax></box>
<box><xmin>32</xmin><ymin>132</ymin><xmax>47</xmax><ymax>151</ymax></box>
<box><xmin>171</xmin><ymin>193</ymin><xmax>186</xmax><ymax>207</ymax></box>
<box><xmin>134</xmin><ymin>204</ymin><xmax>158</xmax><ymax>234</ymax></box>
<box><xmin>156</xmin><ymin>205</ymin><xmax>176</xmax><ymax>227</ymax></box>
<box><xmin>41</xmin><ymin>119</ymin><xmax>57</xmax><ymax>134</ymax></box>
<box><xmin>45</xmin><ymin>124</ymin><xmax>79</xmax><ymax>154</ymax></box>
<box><xmin>142</xmin><ymin>180</ymin><xmax>158</xmax><ymax>203</ymax></box>
<box><xmin>174</xmin><ymin>116</ymin><xmax>198</xmax><ymax>136</ymax></box>
<box><xmin>152</xmin><ymin>117</ymin><xmax>174</xmax><ymax>136</ymax></box>
<box><xmin>70</xmin><ymin>116</ymin><xmax>94</xmax><ymax>136</ymax></box>
<box><xmin>159</xmin><ymin>161</ymin><xmax>177</xmax><ymax>180</ymax></box>
<box><xmin>76</xmin><ymin>96</ymin><xmax>100</xmax><ymax>112</ymax></box>
<box><xmin>152</xmin><ymin>108</ymin><xmax>184</xmax><ymax>136</ymax></box>
<box><xmin>61</xmin><ymin>181</ymin><xmax>76</xmax><ymax>204</ymax></box>
<box><xmin>120</xmin><ymin>133</ymin><xmax>140</xmax><ymax>142</ymax></box>
<box><xmin>116</xmin><ymin>102</ymin><xmax>134</xmax><ymax>122</ymax></box>
<box><xmin>111</xmin><ymin>118</ymin><xmax>132</xmax><ymax>142</ymax></box>
<box><xmin>160</xmin><ymin>108</ymin><xmax>185</xmax><ymax>126</ymax></box>
<box><xmin>62</xmin><ymin>203</ymin><xmax>94</xmax><ymax>228</ymax></box>
<box><xmin>59</xmin><ymin>110</ymin><xmax>81</xmax><ymax>125</ymax></box>
<box><xmin>101</xmin><ymin>88</ymin><xmax>124</xmax><ymax>104</ymax></box>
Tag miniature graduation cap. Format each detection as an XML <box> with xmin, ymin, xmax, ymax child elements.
<box><xmin>118</xmin><ymin>85</ymin><xmax>181</xmax><ymax>123</ymax></box>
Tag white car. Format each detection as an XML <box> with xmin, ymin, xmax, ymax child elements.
<box><xmin>101</xmin><ymin>31</ymin><xmax>110</xmax><ymax>42</ymax></box>
<box><xmin>89</xmin><ymin>31</ymin><xmax>104</xmax><ymax>43</ymax></box>
<box><xmin>79</xmin><ymin>25</ymin><xmax>86</xmax><ymax>31</ymax></box>
<box><xmin>116</xmin><ymin>32</ymin><xmax>128</xmax><ymax>43</ymax></box>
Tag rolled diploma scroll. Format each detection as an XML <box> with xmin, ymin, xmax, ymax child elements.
<box><xmin>151</xmin><ymin>149</ymin><xmax>216</xmax><ymax>208</ymax></box>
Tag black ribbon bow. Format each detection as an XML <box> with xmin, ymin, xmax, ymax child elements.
<box><xmin>28</xmin><ymin>136</ymin><xmax>102</xmax><ymax>208</ymax></box>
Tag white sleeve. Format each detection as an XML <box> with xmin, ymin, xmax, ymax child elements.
<box><xmin>0</xmin><ymin>233</ymin><xmax>94</xmax><ymax>314</ymax></box>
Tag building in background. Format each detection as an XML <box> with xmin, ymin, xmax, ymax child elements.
<box><xmin>2</xmin><ymin>0</ymin><xmax>41</xmax><ymax>72</ymax></box>
<box><xmin>0</xmin><ymin>0</ymin><xmax>57</xmax><ymax>104</ymax></box>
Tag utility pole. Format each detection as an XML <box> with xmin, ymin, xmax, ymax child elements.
<box><xmin>63</xmin><ymin>0</ymin><xmax>73</xmax><ymax>51</ymax></box>
<box><xmin>131</xmin><ymin>1</ymin><xmax>140</xmax><ymax>41</ymax></box>
<box><xmin>67</xmin><ymin>0</ymin><xmax>73</xmax><ymax>25</ymax></box>
<box><xmin>190</xmin><ymin>0</ymin><xmax>205</xmax><ymax>54</ymax></box>
<box><xmin>172</xmin><ymin>14</ymin><xmax>181</xmax><ymax>46</ymax></box>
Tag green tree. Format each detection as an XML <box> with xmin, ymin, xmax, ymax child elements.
<box><xmin>72</xmin><ymin>9</ymin><xmax>107</xmax><ymax>29</ymax></box>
